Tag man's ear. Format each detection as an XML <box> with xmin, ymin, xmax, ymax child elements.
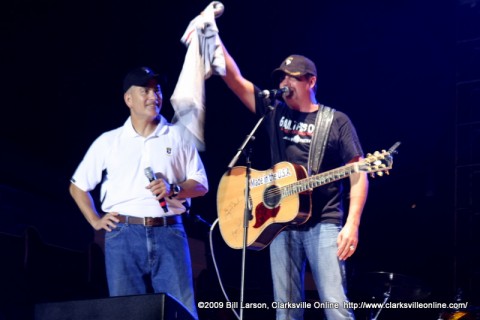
<box><xmin>124</xmin><ymin>91</ymin><xmax>132</xmax><ymax>108</ymax></box>
<box><xmin>309</xmin><ymin>76</ymin><xmax>317</xmax><ymax>89</ymax></box>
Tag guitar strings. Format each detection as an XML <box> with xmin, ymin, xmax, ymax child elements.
<box><xmin>258</xmin><ymin>163</ymin><xmax>359</xmax><ymax>202</ymax></box>
<box><xmin>221</xmin><ymin>153</ymin><xmax>390</xmax><ymax>224</ymax></box>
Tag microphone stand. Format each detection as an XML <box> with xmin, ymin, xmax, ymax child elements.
<box><xmin>371</xmin><ymin>286</ymin><xmax>391</xmax><ymax>320</ymax></box>
<box><xmin>227</xmin><ymin>115</ymin><xmax>265</xmax><ymax>170</ymax></box>
<box><xmin>226</xmin><ymin>105</ymin><xmax>271</xmax><ymax>320</ymax></box>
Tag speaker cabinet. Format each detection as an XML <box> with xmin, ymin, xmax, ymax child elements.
<box><xmin>34</xmin><ymin>293</ymin><xmax>195</xmax><ymax>320</ymax></box>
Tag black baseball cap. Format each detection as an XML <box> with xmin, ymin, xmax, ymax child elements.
<box><xmin>272</xmin><ymin>55</ymin><xmax>317</xmax><ymax>80</ymax></box>
<box><xmin>123</xmin><ymin>67</ymin><xmax>160</xmax><ymax>93</ymax></box>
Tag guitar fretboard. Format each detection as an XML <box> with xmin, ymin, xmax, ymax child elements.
<box><xmin>281</xmin><ymin>163</ymin><xmax>358</xmax><ymax>197</ymax></box>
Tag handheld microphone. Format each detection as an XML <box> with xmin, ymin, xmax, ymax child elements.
<box><xmin>258</xmin><ymin>86</ymin><xmax>290</xmax><ymax>99</ymax></box>
<box><xmin>144</xmin><ymin>167</ymin><xmax>168</xmax><ymax>213</ymax></box>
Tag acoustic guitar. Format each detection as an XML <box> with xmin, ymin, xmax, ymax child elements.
<box><xmin>217</xmin><ymin>143</ymin><xmax>399</xmax><ymax>250</ymax></box>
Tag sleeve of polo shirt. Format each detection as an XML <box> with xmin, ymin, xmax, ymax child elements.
<box><xmin>71</xmin><ymin>133</ymin><xmax>111</xmax><ymax>192</ymax></box>
<box><xmin>184</xmin><ymin>143</ymin><xmax>209</xmax><ymax>191</ymax></box>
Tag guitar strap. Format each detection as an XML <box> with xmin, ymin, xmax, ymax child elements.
<box><xmin>307</xmin><ymin>104</ymin><xmax>335</xmax><ymax>175</ymax></box>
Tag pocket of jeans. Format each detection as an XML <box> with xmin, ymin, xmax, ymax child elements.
<box><xmin>105</xmin><ymin>223</ymin><xmax>127</xmax><ymax>241</ymax></box>
<box><xmin>167</xmin><ymin>225</ymin><xmax>187</xmax><ymax>240</ymax></box>
<box><xmin>317</xmin><ymin>223</ymin><xmax>341</xmax><ymax>248</ymax></box>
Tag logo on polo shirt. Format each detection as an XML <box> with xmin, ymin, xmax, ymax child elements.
<box><xmin>166</xmin><ymin>147</ymin><xmax>172</xmax><ymax>155</ymax></box>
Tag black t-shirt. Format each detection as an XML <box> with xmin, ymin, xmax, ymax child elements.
<box><xmin>254</xmin><ymin>88</ymin><xmax>363</xmax><ymax>225</ymax></box>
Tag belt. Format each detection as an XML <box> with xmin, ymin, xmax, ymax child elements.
<box><xmin>117</xmin><ymin>214</ymin><xmax>182</xmax><ymax>227</ymax></box>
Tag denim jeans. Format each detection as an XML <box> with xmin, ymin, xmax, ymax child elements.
<box><xmin>270</xmin><ymin>223</ymin><xmax>355</xmax><ymax>320</ymax></box>
<box><xmin>105</xmin><ymin>222</ymin><xmax>198</xmax><ymax>320</ymax></box>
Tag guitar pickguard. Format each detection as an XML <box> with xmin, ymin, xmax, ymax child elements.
<box><xmin>253</xmin><ymin>202</ymin><xmax>280</xmax><ymax>228</ymax></box>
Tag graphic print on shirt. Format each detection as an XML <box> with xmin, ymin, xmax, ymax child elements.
<box><xmin>278</xmin><ymin>115</ymin><xmax>316</xmax><ymax>144</ymax></box>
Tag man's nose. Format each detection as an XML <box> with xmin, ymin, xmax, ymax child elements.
<box><xmin>280</xmin><ymin>78</ymin><xmax>290</xmax><ymax>88</ymax></box>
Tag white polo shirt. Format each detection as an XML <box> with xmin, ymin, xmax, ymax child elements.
<box><xmin>71</xmin><ymin>116</ymin><xmax>208</xmax><ymax>217</ymax></box>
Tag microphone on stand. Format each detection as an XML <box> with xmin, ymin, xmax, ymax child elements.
<box><xmin>144</xmin><ymin>167</ymin><xmax>168</xmax><ymax>213</ymax></box>
<box><xmin>258</xmin><ymin>86</ymin><xmax>290</xmax><ymax>99</ymax></box>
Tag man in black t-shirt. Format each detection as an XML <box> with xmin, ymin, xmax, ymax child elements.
<box><xmin>217</xmin><ymin>41</ymin><xmax>368</xmax><ymax>320</ymax></box>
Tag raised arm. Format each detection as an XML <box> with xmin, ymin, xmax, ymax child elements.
<box><xmin>220</xmin><ymin>42</ymin><xmax>256</xmax><ymax>113</ymax></box>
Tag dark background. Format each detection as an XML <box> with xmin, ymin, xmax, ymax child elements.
<box><xmin>1</xmin><ymin>0</ymin><xmax>477</xmax><ymax>319</ymax></box>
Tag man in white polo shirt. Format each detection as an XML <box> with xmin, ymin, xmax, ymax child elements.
<box><xmin>69</xmin><ymin>66</ymin><xmax>208</xmax><ymax>319</ymax></box>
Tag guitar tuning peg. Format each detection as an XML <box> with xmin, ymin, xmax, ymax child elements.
<box><xmin>370</xmin><ymin>173</ymin><xmax>376</xmax><ymax>178</ymax></box>
<box><xmin>385</xmin><ymin>170</ymin><xmax>390</xmax><ymax>175</ymax></box>
<box><xmin>377</xmin><ymin>172</ymin><xmax>384</xmax><ymax>177</ymax></box>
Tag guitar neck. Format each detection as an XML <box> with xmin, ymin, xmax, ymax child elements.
<box><xmin>281</xmin><ymin>163</ymin><xmax>359</xmax><ymax>197</ymax></box>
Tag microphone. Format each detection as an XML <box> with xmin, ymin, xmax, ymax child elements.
<box><xmin>144</xmin><ymin>167</ymin><xmax>168</xmax><ymax>213</ymax></box>
<box><xmin>258</xmin><ymin>86</ymin><xmax>290</xmax><ymax>99</ymax></box>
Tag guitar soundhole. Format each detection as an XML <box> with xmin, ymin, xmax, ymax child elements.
<box><xmin>263</xmin><ymin>185</ymin><xmax>281</xmax><ymax>209</ymax></box>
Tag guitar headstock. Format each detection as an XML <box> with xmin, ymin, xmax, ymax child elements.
<box><xmin>359</xmin><ymin>142</ymin><xmax>400</xmax><ymax>177</ymax></box>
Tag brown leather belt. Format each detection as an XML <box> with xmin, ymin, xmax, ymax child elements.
<box><xmin>117</xmin><ymin>214</ymin><xmax>182</xmax><ymax>227</ymax></box>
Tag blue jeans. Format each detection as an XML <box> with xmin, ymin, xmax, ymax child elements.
<box><xmin>105</xmin><ymin>222</ymin><xmax>198</xmax><ymax>320</ymax></box>
<box><xmin>270</xmin><ymin>223</ymin><xmax>355</xmax><ymax>320</ymax></box>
